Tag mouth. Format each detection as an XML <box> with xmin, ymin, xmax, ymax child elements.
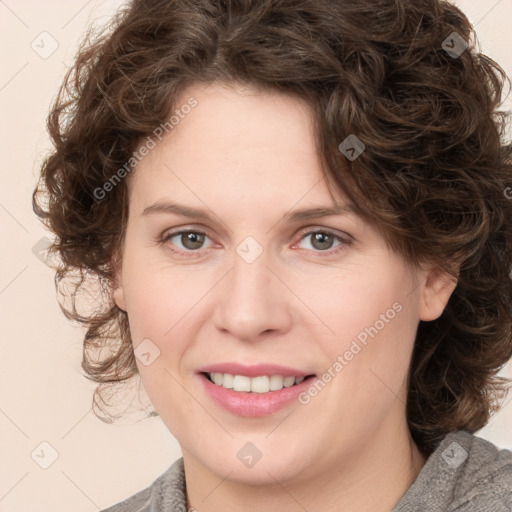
<box><xmin>196</xmin><ymin>362</ymin><xmax>318</xmax><ymax>416</ymax></box>
<box><xmin>201</xmin><ymin>372</ymin><xmax>316</xmax><ymax>394</ymax></box>
<box><xmin>198</xmin><ymin>370</ymin><xmax>318</xmax><ymax>417</ymax></box>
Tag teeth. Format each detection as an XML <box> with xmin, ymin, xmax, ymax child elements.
<box><xmin>233</xmin><ymin>375</ymin><xmax>251</xmax><ymax>392</ymax></box>
<box><xmin>251</xmin><ymin>376</ymin><xmax>269</xmax><ymax>393</ymax></box>
<box><xmin>207</xmin><ymin>373</ymin><xmax>307</xmax><ymax>393</ymax></box>
<box><xmin>222</xmin><ymin>373</ymin><xmax>234</xmax><ymax>389</ymax></box>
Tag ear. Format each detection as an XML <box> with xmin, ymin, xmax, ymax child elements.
<box><xmin>112</xmin><ymin>280</ymin><xmax>127</xmax><ymax>311</ymax></box>
<box><xmin>111</xmin><ymin>257</ymin><xmax>127</xmax><ymax>312</ymax></box>
<box><xmin>418</xmin><ymin>265</ymin><xmax>458</xmax><ymax>322</ymax></box>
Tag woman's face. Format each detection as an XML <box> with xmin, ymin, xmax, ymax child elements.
<box><xmin>113</xmin><ymin>81</ymin><xmax>455</xmax><ymax>485</ymax></box>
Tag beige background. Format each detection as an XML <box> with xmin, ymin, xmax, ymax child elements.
<box><xmin>1</xmin><ymin>0</ymin><xmax>511</xmax><ymax>510</ymax></box>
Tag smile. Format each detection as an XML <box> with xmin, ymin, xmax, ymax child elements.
<box><xmin>204</xmin><ymin>372</ymin><xmax>309</xmax><ymax>393</ymax></box>
<box><xmin>198</xmin><ymin>371</ymin><xmax>318</xmax><ymax>417</ymax></box>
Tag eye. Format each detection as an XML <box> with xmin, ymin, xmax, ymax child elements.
<box><xmin>160</xmin><ymin>229</ymin><xmax>213</xmax><ymax>256</ymax></box>
<box><xmin>294</xmin><ymin>230</ymin><xmax>350</xmax><ymax>255</ymax></box>
<box><xmin>159</xmin><ymin>228</ymin><xmax>351</xmax><ymax>257</ymax></box>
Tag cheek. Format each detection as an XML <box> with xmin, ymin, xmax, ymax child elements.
<box><xmin>318</xmin><ymin>268</ymin><xmax>418</xmax><ymax>383</ymax></box>
<box><xmin>121</xmin><ymin>256</ymin><xmax>196</xmax><ymax>340</ymax></box>
<box><xmin>314</xmin><ymin>271</ymin><xmax>399</xmax><ymax>340</ymax></box>
<box><xmin>121</xmin><ymin>262</ymin><xmax>200</xmax><ymax>426</ymax></box>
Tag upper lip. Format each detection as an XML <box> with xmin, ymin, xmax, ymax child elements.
<box><xmin>197</xmin><ymin>363</ymin><xmax>314</xmax><ymax>378</ymax></box>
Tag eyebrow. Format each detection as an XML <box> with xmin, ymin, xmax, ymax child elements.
<box><xmin>142</xmin><ymin>200</ymin><xmax>360</xmax><ymax>223</ymax></box>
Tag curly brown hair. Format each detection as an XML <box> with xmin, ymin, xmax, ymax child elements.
<box><xmin>32</xmin><ymin>0</ymin><xmax>512</xmax><ymax>454</ymax></box>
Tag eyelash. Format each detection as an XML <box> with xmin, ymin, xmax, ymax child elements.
<box><xmin>158</xmin><ymin>228</ymin><xmax>352</xmax><ymax>258</ymax></box>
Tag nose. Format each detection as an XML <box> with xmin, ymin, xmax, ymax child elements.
<box><xmin>212</xmin><ymin>243</ymin><xmax>293</xmax><ymax>343</ymax></box>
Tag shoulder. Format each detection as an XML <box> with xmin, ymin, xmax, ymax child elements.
<box><xmin>100</xmin><ymin>457</ymin><xmax>187</xmax><ymax>512</ymax></box>
<box><xmin>393</xmin><ymin>430</ymin><xmax>512</xmax><ymax>512</ymax></box>
<box><xmin>447</xmin><ymin>430</ymin><xmax>512</xmax><ymax>511</ymax></box>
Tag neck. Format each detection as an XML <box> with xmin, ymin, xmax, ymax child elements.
<box><xmin>183</xmin><ymin>421</ymin><xmax>427</xmax><ymax>512</ymax></box>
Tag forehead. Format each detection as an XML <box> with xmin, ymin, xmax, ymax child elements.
<box><xmin>129</xmin><ymin>81</ymin><xmax>344</xmax><ymax>203</ymax></box>
<box><xmin>164</xmin><ymin>82</ymin><xmax>318</xmax><ymax>170</ymax></box>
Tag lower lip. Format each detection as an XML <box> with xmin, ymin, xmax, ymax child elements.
<box><xmin>198</xmin><ymin>373</ymin><xmax>317</xmax><ymax>417</ymax></box>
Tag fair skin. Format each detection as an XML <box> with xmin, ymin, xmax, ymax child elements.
<box><xmin>113</xmin><ymin>81</ymin><xmax>457</xmax><ymax>512</ymax></box>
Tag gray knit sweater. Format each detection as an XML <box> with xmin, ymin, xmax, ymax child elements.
<box><xmin>101</xmin><ymin>430</ymin><xmax>512</xmax><ymax>511</ymax></box>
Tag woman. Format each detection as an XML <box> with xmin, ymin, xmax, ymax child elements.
<box><xmin>33</xmin><ymin>0</ymin><xmax>512</xmax><ymax>510</ymax></box>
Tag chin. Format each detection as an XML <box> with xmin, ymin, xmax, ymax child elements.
<box><xmin>197</xmin><ymin>443</ymin><xmax>310</xmax><ymax>486</ymax></box>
